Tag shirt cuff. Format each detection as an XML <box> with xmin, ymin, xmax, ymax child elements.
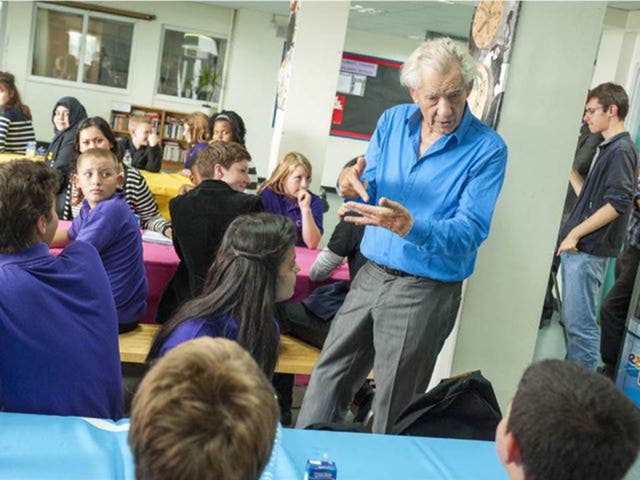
<box><xmin>402</xmin><ymin>218</ymin><xmax>433</xmax><ymax>246</ymax></box>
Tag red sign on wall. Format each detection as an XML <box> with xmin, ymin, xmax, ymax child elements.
<box><xmin>332</xmin><ymin>95</ymin><xmax>345</xmax><ymax>125</ymax></box>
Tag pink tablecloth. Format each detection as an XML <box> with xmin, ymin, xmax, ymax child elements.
<box><xmin>292</xmin><ymin>246</ymin><xmax>349</xmax><ymax>303</ymax></box>
<box><xmin>52</xmin><ymin>221</ymin><xmax>180</xmax><ymax>324</ymax></box>
<box><xmin>51</xmin><ymin>222</ymin><xmax>348</xmax><ymax>324</ymax></box>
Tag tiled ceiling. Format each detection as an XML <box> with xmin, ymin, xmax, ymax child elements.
<box><xmin>207</xmin><ymin>1</ymin><xmax>476</xmax><ymax>40</ymax></box>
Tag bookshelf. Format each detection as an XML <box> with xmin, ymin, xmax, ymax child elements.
<box><xmin>109</xmin><ymin>104</ymin><xmax>190</xmax><ymax>171</ymax></box>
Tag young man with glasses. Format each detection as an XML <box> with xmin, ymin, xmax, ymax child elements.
<box><xmin>557</xmin><ymin>82</ymin><xmax>638</xmax><ymax>371</ymax></box>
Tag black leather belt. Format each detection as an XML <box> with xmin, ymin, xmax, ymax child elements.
<box><xmin>372</xmin><ymin>261</ymin><xmax>413</xmax><ymax>278</ymax></box>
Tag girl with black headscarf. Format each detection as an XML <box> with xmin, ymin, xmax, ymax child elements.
<box><xmin>46</xmin><ymin>97</ymin><xmax>87</xmax><ymax>216</ymax></box>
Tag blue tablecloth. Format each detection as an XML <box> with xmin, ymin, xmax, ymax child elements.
<box><xmin>0</xmin><ymin>412</ymin><xmax>506</xmax><ymax>479</ymax></box>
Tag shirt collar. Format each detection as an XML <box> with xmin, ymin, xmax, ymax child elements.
<box><xmin>0</xmin><ymin>242</ymin><xmax>50</xmax><ymax>267</ymax></box>
<box><xmin>406</xmin><ymin>103</ymin><xmax>473</xmax><ymax>145</ymax></box>
<box><xmin>599</xmin><ymin>131</ymin><xmax>630</xmax><ymax>148</ymax></box>
<box><xmin>80</xmin><ymin>190</ymin><xmax>125</xmax><ymax>213</ymax></box>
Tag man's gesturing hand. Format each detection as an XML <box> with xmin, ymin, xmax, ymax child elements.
<box><xmin>337</xmin><ymin>156</ymin><xmax>369</xmax><ymax>202</ymax></box>
<box><xmin>339</xmin><ymin>197</ymin><xmax>413</xmax><ymax>236</ymax></box>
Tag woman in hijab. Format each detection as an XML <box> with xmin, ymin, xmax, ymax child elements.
<box><xmin>46</xmin><ymin>97</ymin><xmax>87</xmax><ymax>216</ymax></box>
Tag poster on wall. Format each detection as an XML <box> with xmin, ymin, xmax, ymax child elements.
<box><xmin>330</xmin><ymin>52</ymin><xmax>411</xmax><ymax>141</ymax></box>
<box><xmin>276</xmin><ymin>1</ymin><xmax>298</xmax><ymax>112</ymax></box>
<box><xmin>467</xmin><ymin>0</ymin><xmax>521</xmax><ymax>129</ymax></box>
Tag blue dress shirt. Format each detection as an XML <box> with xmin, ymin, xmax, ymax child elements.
<box><xmin>359</xmin><ymin>103</ymin><xmax>507</xmax><ymax>281</ymax></box>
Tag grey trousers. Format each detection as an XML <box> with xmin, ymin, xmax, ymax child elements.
<box><xmin>296</xmin><ymin>261</ymin><xmax>462</xmax><ymax>433</ymax></box>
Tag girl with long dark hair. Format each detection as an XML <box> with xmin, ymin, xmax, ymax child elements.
<box><xmin>148</xmin><ymin>213</ymin><xmax>299</xmax><ymax>377</ymax></box>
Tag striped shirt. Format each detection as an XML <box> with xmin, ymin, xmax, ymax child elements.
<box><xmin>247</xmin><ymin>160</ymin><xmax>258</xmax><ymax>191</ymax></box>
<box><xmin>63</xmin><ymin>165</ymin><xmax>171</xmax><ymax>234</ymax></box>
<box><xmin>0</xmin><ymin>109</ymin><xmax>35</xmax><ymax>153</ymax></box>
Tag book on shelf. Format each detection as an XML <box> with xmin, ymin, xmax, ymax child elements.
<box><xmin>111</xmin><ymin>113</ymin><xmax>129</xmax><ymax>132</ymax></box>
<box><xmin>162</xmin><ymin>141</ymin><xmax>184</xmax><ymax>163</ymax></box>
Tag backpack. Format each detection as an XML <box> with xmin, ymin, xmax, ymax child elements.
<box><xmin>391</xmin><ymin>370</ymin><xmax>502</xmax><ymax>441</ymax></box>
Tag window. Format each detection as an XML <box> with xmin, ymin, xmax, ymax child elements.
<box><xmin>31</xmin><ymin>5</ymin><xmax>133</xmax><ymax>89</ymax></box>
<box><xmin>157</xmin><ymin>28</ymin><xmax>227</xmax><ymax>103</ymax></box>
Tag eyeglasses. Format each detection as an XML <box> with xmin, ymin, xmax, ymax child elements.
<box><xmin>584</xmin><ymin>106</ymin><xmax>603</xmax><ymax>116</ymax></box>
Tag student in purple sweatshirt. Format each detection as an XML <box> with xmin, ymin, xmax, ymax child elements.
<box><xmin>53</xmin><ymin>148</ymin><xmax>147</xmax><ymax>333</ymax></box>
<box><xmin>148</xmin><ymin>213</ymin><xmax>298</xmax><ymax>378</ymax></box>
<box><xmin>0</xmin><ymin>160</ymin><xmax>122</xmax><ymax>419</ymax></box>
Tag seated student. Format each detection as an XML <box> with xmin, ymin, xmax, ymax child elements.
<box><xmin>258</xmin><ymin>152</ymin><xmax>323</xmax><ymax>249</ymax></box>
<box><xmin>210</xmin><ymin>110</ymin><xmax>258</xmax><ymax>189</ymax></box>
<box><xmin>129</xmin><ymin>337</ymin><xmax>279</xmax><ymax>480</ymax></box>
<box><xmin>118</xmin><ymin>115</ymin><xmax>162</xmax><ymax>173</ymax></box>
<box><xmin>53</xmin><ymin>148</ymin><xmax>147</xmax><ymax>333</ymax></box>
<box><xmin>149</xmin><ymin>213</ymin><xmax>298</xmax><ymax>378</ymax></box>
<box><xmin>179</xmin><ymin>111</ymin><xmax>210</xmax><ymax>177</ymax></box>
<box><xmin>496</xmin><ymin>359</ymin><xmax>640</xmax><ymax>480</ymax></box>
<box><xmin>46</xmin><ymin>96</ymin><xmax>87</xmax><ymax>216</ymax></box>
<box><xmin>0</xmin><ymin>160</ymin><xmax>122</xmax><ymax>419</ymax></box>
<box><xmin>62</xmin><ymin>117</ymin><xmax>173</xmax><ymax>238</ymax></box>
<box><xmin>310</xmin><ymin>157</ymin><xmax>366</xmax><ymax>282</ymax></box>
<box><xmin>168</xmin><ymin>141</ymin><xmax>263</xmax><ymax>302</ymax></box>
<box><xmin>0</xmin><ymin>71</ymin><xmax>35</xmax><ymax>153</ymax></box>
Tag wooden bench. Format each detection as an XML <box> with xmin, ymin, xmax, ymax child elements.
<box><xmin>118</xmin><ymin>323</ymin><xmax>322</xmax><ymax>375</ymax></box>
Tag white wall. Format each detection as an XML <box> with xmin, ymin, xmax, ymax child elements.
<box><xmin>451</xmin><ymin>1</ymin><xmax>607</xmax><ymax>409</ymax></box>
<box><xmin>222</xmin><ymin>8</ymin><xmax>284</xmax><ymax>178</ymax></box>
<box><xmin>1</xmin><ymin>2</ymin><xmax>233</xmax><ymax>141</ymax></box>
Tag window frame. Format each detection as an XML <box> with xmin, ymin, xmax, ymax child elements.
<box><xmin>0</xmin><ymin>2</ymin><xmax>7</xmax><ymax>68</ymax></box>
<box><xmin>153</xmin><ymin>24</ymin><xmax>230</xmax><ymax>109</ymax></box>
<box><xmin>27</xmin><ymin>2</ymin><xmax>137</xmax><ymax>94</ymax></box>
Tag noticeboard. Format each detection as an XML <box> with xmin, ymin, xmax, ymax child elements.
<box><xmin>330</xmin><ymin>52</ymin><xmax>411</xmax><ymax>141</ymax></box>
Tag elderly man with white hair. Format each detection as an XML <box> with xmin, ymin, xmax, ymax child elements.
<box><xmin>296</xmin><ymin>38</ymin><xmax>508</xmax><ymax>433</ymax></box>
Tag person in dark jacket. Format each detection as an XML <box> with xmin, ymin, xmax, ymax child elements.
<box><xmin>541</xmin><ymin>122</ymin><xmax>603</xmax><ymax>323</ymax></box>
<box><xmin>557</xmin><ymin>82</ymin><xmax>638</xmax><ymax>371</ymax></box>
<box><xmin>46</xmin><ymin>96</ymin><xmax>87</xmax><ymax>216</ymax></box>
<box><xmin>157</xmin><ymin>141</ymin><xmax>262</xmax><ymax>322</ymax></box>
<box><xmin>117</xmin><ymin>115</ymin><xmax>162</xmax><ymax>173</ymax></box>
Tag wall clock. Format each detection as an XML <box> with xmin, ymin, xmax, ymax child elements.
<box><xmin>471</xmin><ymin>1</ymin><xmax>504</xmax><ymax>50</ymax></box>
<box><xmin>468</xmin><ymin>0</ymin><xmax>520</xmax><ymax>128</ymax></box>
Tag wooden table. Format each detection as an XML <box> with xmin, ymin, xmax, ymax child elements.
<box><xmin>118</xmin><ymin>323</ymin><xmax>322</xmax><ymax>375</ymax></box>
<box><xmin>0</xmin><ymin>153</ymin><xmax>44</xmax><ymax>163</ymax></box>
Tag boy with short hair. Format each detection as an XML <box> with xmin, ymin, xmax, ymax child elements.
<box><xmin>54</xmin><ymin>148</ymin><xmax>147</xmax><ymax>333</ymax></box>
<box><xmin>160</xmin><ymin>142</ymin><xmax>262</xmax><ymax>316</ymax></box>
<box><xmin>0</xmin><ymin>160</ymin><xmax>122</xmax><ymax>419</ymax></box>
<box><xmin>557</xmin><ymin>82</ymin><xmax>638</xmax><ymax>371</ymax></box>
<box><xmin>118</xmin><ymin>115</ymin><xmax>162</xmax><ymax>172</ymax></box>
<box><xmin>496</xmin><ymin>359</ymin><xmax>640</xmax><ymax>480</ymax></box>
<box><xmin>129</xmin><ymin>337</ymin><xmax>279</xmax><ymax>480</ymax></box>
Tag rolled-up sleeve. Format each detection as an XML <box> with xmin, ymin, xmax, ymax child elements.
<box><xmin>604</xmin><ymin>147</ymin><xmax>636</xmax><ymax>214</ymax></box>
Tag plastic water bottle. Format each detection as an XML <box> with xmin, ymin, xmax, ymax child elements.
<box><xmin>123</xmin><ymin>149</ymin><xmax>132</xmax><ymax>167</ymax></box>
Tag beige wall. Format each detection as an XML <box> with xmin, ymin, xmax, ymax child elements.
<box><xmin>451</xmin><ymin>1</ymin><xmax>607</xmax><ymax>409</ymax></box>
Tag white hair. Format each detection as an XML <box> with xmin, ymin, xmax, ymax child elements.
<box><xmin>400</xmin><ymin>38</ymin><xmax>477</xmax><ymax>89</ymax></box>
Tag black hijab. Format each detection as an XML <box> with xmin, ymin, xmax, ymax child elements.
<box><xmin>46</xmin><ymin>97</ymin><xmax>87</xmax><ymax>191</ymax></box>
